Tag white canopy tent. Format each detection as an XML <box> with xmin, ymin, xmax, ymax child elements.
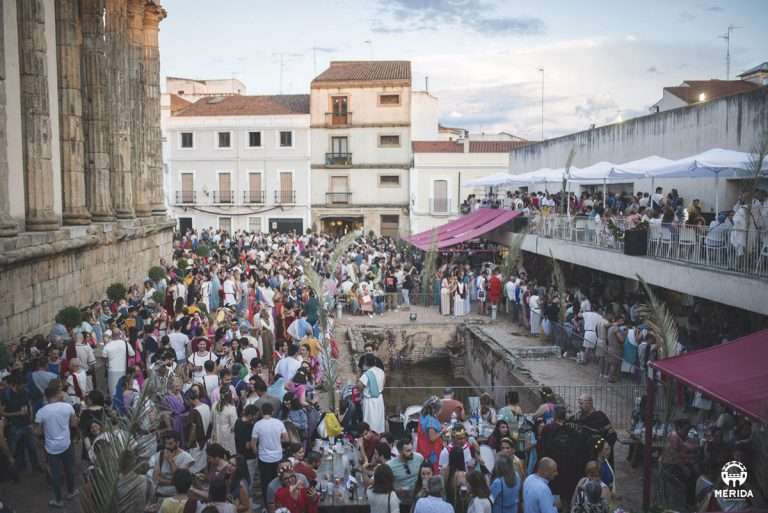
<box><xmin>568</xmin><ymin>156</ymin><xmax>675</xmax><ymax>204</ymax></box>
<box><xmin>649</xmin><ymin>149</ymin><xmax>768</xmax><ymax>213</ymax></box>
<box><xmin>464</xmin><ymin>172</ymin><xmax>519</xmax><ymax>188</ymax></box>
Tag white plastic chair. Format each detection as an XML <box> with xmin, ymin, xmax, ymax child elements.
<box><xmin>677</xmin><ymin>226</ymin><xmax>696</xmax><ymax>261</ymax></box>
<box><xmin>658</xmin><ymin>226</ymin><xmax>673</xmax><ymax>258</ymax></box>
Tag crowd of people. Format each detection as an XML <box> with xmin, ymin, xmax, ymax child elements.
<box><xmin>0</xmin><ymin>224</ymin><xmax>762</xmax><ymax>513</ymax></box>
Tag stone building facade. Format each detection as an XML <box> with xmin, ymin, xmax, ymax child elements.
<box><xmin>0</xmin><ymin>0</ymin><xmax>173</xmax><ymax>340</ymax></box>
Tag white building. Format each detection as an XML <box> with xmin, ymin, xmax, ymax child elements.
<box><xmin>164</xmin><ymin>94</ymin><xmax>311</xmax><ymax>234</ymax></box>
<box><xmin>310</xmin><ymin>61</ymin><xmax>412</xmax><ymax>238</ymax></box>
<box><xmin>410</xmin><ymin>139</ymin><xmax>528</xmax><ymax>233</ymax></box>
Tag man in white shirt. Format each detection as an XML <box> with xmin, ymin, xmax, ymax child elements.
<box><xmin>580</xmin><ymin>310</ymin><xmax>606</xmax><ymax>364</ymax></box>
<box><xmin>240</xmin><ymin>330</ymin><xmax>261</xmax><ymax>364</ymax></box>
<box><xmin>251</xmin><ymin>403</ymin><xmax>288</xmax><ymax>501</ymax></box>
<box><xmin>102</xmin><ymin>332</ymin><xmax>135</xmax><ymax>395</ymax></box>
<box><xmin>274</xmin><ymin>344</ymin><xmax>301</xmax><ymax>381</ymax></box>
<box><xmin>168</xmin><ymin>325</ymin><xmax>190</xmax><ymax>364</ymax></box>
<box><xmin>504</xmin><ymin>276</ymin><xmax>516</xmax><ymax>315</ymax></box>
<box><xmin>150</xmin><ymin>432</ymin><xmax>194</xmax><ymax>497</ymax></box>
<box><xmin>35</xmin><ymin>387</ymin><xmax>78</xmax><ymax>508</ymax></box>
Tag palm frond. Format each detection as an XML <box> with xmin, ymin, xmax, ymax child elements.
<box><xmin>636</xmin><ymin>275</ymin><xmax>678</xmax><ymax>360</ymax></box>
<box><xmin>562</xmin><ymin>146</ymin><xmax>576</xmax><ymax>215</ymax></box>
<box><xmin>420</xmin><ymin>229</ymin><xmax>439</xmax><ymax>304</ymax></box>
<box><xmin>81</xmin><ymin>379</ymin><xmax>161</xmax><ymax>513</ymax></box>
<box><xmin>329</xmin><ymin>230</ymin><xmax>361</xmax><ymax>272</ymax></box>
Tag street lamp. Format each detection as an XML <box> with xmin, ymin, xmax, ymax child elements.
<box><xmin>538</xmin><ymin>68</ymin><xmax>544</xmax><ymax>140</ymax></box>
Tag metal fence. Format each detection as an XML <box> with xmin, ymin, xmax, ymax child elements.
<box><xmin>382</xmin><ymin>383</ymin><xmax>643</xmax><ymax>430</ymax></box>
<box><xmin>529</xmin><ymin>214</ymin><xmax>768</xmax><ymax>279</ymax></box>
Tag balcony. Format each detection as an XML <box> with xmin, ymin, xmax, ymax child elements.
<box><xmin>243</xmin><ymin>190</ymin><xmax>265</xmax><ymax>204</ymax></box>
<box><xmin>430</xmin><ymin>198</ymin><xmax>452</xmax><ymax>215</ymax></box>
<box><xmin>325</xmin><ymin>152</ymin><xmax>352</xmax><ymax>167</ymax></box>
<box><xmin>175</xmin><ymin>190</ymin><xmax>197</xmax><ymax>204</ymax></box>
<box><xmin>324</xmin><ymin>111</ymin><xmax>352</xmax><ymax>127</ymax></box>
<box><xmin>326</xmin><ymin>192</ymin><xmax>352</xmax><ymax>205</ymax></box>
<box><xmin>212</xmin><ymin>190</ymin><xmax>234</xmax><ymax>204</ymax></box>
<box><xmin>274</xmin><ymin>190</ymin><xmax>296</xmax><ymax>204</ymax></box>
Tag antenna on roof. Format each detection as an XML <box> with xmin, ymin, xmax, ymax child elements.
<box><xmin>718</xmin><ymin>25</ymin><xmax>742</xmax><ymax>80</ymax></box>
<box><xmin>272</xmin><ymin>52</ymin><xmax>302</xmax><ymax>94</ymax></box>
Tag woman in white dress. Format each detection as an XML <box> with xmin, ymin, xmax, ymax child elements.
<box><xmin>440</xmin><ymin>275</ymin><xmax>452</xmax><ymax>316</ymax></box>
<box><xmin>357</xmin><ymin>354</ymin><xmax>386</xmax><ymax>434</ymax></box>
<box><xmin>211</xmin><ymin>390</ymin><xmax>238</xmax><ymax>455</ymax></box>
<box><xmin>528</xmin><ymin>293</ymin><xmax>541</xmax><ymax>336</ymax></box>
<box><xmin>454</xmin><ymin>278</ymin><xmax>467</xmax><ymax>317</ymax></box>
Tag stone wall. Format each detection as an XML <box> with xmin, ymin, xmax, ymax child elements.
<box><xmin>0</xmin><ymin>221</ymin><xmax>173</xmax><ymax>339</ymax></box>
<box><xmin>346</xmin><ymin>321</ymin><xmax>478</xmax><ymax>369</ymax></box>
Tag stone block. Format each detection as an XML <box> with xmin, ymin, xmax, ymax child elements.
<box><xmin>14</xmin><ymin>286</ymin><xmax>33</xmax><ymax>313</ymax></box>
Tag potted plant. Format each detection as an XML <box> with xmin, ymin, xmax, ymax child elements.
<box><xmin>55</xmin><ymin>306</ymin><xmax>83</xmax><ymax>331</ymax></box>
<box><xmin>106</xmin><ymin>282</ymin><xmax>127</xmax><ymax>303</ymax></box>
<box><xmin>624</xmin><ymin>220</ymin><xmax>649</xmax><ymax>256</ymax></box>
<box><xmin>148</xmin><ymin>265</ymin><xmax>166</xmax><ymax>284</ymax></box>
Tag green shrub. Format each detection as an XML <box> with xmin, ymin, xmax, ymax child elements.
<box><xmin>106</xmin><ymin>282</ymin><xmax>127</xmax><ymax>302</ymax></box>
<box><xmin>194</xmin><ymin>244</ymin><xmax>211</xmax><ymax>258</ymax></box>
<box><xmin>148</xmin><ymin>266</ymin><xmax>166</xmax><ymax>283</ymax></box>
<box><xmin>55</xmin><ymin>306</ymin><xmax>83</xmax><ymax>330</ymax></box>
<box><xmin>151</xmin><ymin>290</ymin><xmax>165</xmax><ymax>304</ymax></box>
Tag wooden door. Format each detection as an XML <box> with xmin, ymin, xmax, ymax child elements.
<box><xmin>433</xmin><ymin>180</ymin><xmax>448</xmax><ymax>213</ymax></box>
<box><xmin>331</xmin><ymin>96</ymin><xmax>348</xmax><ymax>125</ymax></box>
<box><xmin>249</xmin><ymin>173</ymin><xmax>262</xmax><ymax>203</ymax></box>
<box><xmin>218</xmin><ymin>173</ymin><xmax>232</xmax><ymax>202</ymax></box>
<box><xmin>279</xmin><ymin>172</ymin><xmax>293</xmax><ymax>203</ymax></box>
<box><xmin>330</xmin><ymin>176</ymin><xmax>349</xmax><ymax>204</ymax></box>
<box><xmin>181</xmin><ymin>173</ymin><xmax>194</xmax><ymax>203</ymax></box>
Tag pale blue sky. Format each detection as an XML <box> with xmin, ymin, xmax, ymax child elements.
<box><xmin>159</xmin><ymin>0</ymin><xmax>768</xmax><ymax>139</ymax></box>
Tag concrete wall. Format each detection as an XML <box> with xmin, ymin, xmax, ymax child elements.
<box><xmin>488</xmin><ymin>229</ymin><xmax>768</xmax><ymax>316</ymax></box>
<box><xmin>411</xmin><ymin>91</ymin><xmax>440</xmax><ymax>140</ymax></box>
<box><xmin>509</xmin><ymin>88</ymin><xmax>768</xmax><ymax>173</ymax></box>
<box><xmin>0</xmin><ymin>221</ymin><xmax>174</xmax><ymax>340</ymax></box>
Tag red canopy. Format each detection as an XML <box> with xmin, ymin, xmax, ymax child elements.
<box><xmin>407</xmin><ymin>208</ymin><xmax>521</xmax><ymax>250</ymax></box>
<box><xmin>650</xmin><ymin>329</ymin><xmax>768</xmax><ymax>424</ymax></box>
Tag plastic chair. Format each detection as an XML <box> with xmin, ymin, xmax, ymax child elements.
<box><xmin>677</xmin><ymin>226</ymin><xmax>696</xmax><ymax>261</ymax></box>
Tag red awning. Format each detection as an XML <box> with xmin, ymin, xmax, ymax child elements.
<box><xmin>407</xmin><ymin>208</ymin><xmax>521</xmax><ymax>250</ymax></box>
<box><xmin>650</xmin><ymin>329</ymin><xmax>768</xmax><ymax>424</ymax></box>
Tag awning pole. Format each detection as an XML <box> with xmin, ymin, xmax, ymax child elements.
<box><xmin>603</xmin><ymin>178</ymin><xmax>607</xmax><ymax>208</ymax></box>
<box><xmin>642</xmin><ymin>369</ymin><xmax>656</xmax><ymax>512</ymax></box>
<box><xmin>714</xmin><ymin>172</ymin><xmax>720</xmax><ymax>215</ymax></box>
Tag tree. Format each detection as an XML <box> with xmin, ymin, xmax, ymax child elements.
<box><xmin>561</xmin><ymin>146</ymin><xmax>576</xmax><ymax>216</ymax></box>
<box><xmin>302</xmin><ymin>230</ymin><xmax>360</xmax><ymax>412</ymax></box>
<box><xmin>106</xmin><ymin>283</ymin><xmax>127</xmax><ymax>303</ymax></box>
<box><xmin>55</xmin><ymin>306</ymin><xmax>83</xmax><ymax>330</ymax></box>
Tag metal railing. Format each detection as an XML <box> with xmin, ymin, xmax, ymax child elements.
<box><xmin>325</xmin><ymin>152</ymin><xmax>352</xmax><ymax>166</ymax></box>
<box><xmin>243</xmin><ymin>190</ymin><xmax>265</xmax><ymax>204</ymax></box>
<box><xmin>274</xmin><ymin>190</ymin><xmax>296</xmax><ymax>204</ymax></box>
<box><xmin>324</xmin><ymin>111</ymin><xmax>352</xmax><ymax>126</ymax></box>
<box><xmin>529</xmin><ymin>214</ymin><xmax>768</xmax><ymax>279</ymax></box>
<box><xmin>430</xmin><ymin>198</ymin><xmax>452</xmax><ymax>215</ymax></box>
<box><xmin>212</xmin><ymin>190</ymin><xmax>234</xmax><ymax>203</ymax></box>
<box><xmin>326</xmin><ymin>192</ymin><xmax>352</xmax><ymax>204</ymax></box>
<box><xmin>175</xmin><ymin>190</ymin><xmax>196</xmax><ymax>204</ymax></box>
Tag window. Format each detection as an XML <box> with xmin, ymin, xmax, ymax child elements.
<box><xmin>378</xmin><ymin>94</ymin><xmax>400</xmax><ymax>106</ymax></box>
<box><xmin>248</xmin><ymin>173</ymin><xmax>263</xmax><ymax>203</ymax></box>
<box><xmin>248</xmin><ymin>217</ymin><xmax>262</xmax><ymax>233</ymax></box>
<box><xmin>217</xmin><ymin>131</ymin><xmax>231</xmax><ymax>148</ymax></box>
<box><xmin>279</xmin><ymin>131</ymin><xmax>293</xmax><ymax>147</ymax></box>
<box><xmin>432</xmin><ymin>180</ymin><xmax>449</xmax><ymax>214</ymax></box>
<box><xmin>217</xmin><ymin>173</ymin><xmax>232</xmax><ymax>203</ymax></box>
<box><xmin>380</xmin><ymin>215</ymin><xmax>400</xmax><ymax>238</ymax></box>
<box><xmin>179</xmin><ymin>173</ymin><xmax>194</xmax><ymax>203</ymax></box>
<box><xmin>379</xmin><ymin>135</ymin><xmax>400</xmax><ymax>147</ymax></box>
<box><xmin>276</xmin><ymin>172</ymin><xmax>294</xmax><ymax>203</ymax></box>
<box><xmin>379</xmin><ymin>175</ymin><xmax>400</xmax><ymax>187</ymax></box>
<box><xmin>248</xmin><ymin>131</ymin><xmax>262</xmax><ymax>147</ymax></box>
<box><xmin>180</xmin><ymin>132</ymin><xmax>193</xmax><ymax>148</ymax></box>
<box><xmin>219</xmin><ymin>217</ymin><xmax>232</xmax><ymax>233</ymax></box>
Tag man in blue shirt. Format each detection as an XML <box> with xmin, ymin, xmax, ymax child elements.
<box><xmin>523</xmin><ymin>457</ymin><xmax>559</xmax><ymax>513</ymax></box>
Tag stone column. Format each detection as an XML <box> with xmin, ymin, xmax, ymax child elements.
<box><xmin>17</xmin><ymin>0</ymin><xmax>60</xmax><ymax>231</ymax></box>
<box><xmin>80</xmin><ymin>0</ymin><xmax>113</xmax><ymax>221</ymax></box>
<box><xmin>128</xmin><ymin>0</ymin><xmax>150</xmax><ymax>217</ymax></box>
<box><xmin>0</xmin><ymin>3</ymin><xmax>18</xmax><ymax>236</ymax></box>
<box><xmin>105</xmin><ymin>0</ymin><xmax>134</xmax><ymax>218</ymax></box>
<box><xmin>56</xmin><ymin>0</ymin><xmax>90</xmax><ymax>225</ymax></box>
<box><xmin>143</xmin><ymin>3</ymin><xmax>166</xmax><ymax>218</ymax></box>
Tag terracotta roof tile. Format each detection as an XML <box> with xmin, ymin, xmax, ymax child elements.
<box><xmin>413</xmin><ymin>140</ymin><xmax>529</xmax><ymax>153</ymax></box>
<box><xmin>173</xmin><ymin>94</ymin><xmax>310</xmax><ymax>117</ymax></box>
<box><xmin>469</xmin><ymin>141</ymin><xmax>529</xmax><ymax>152</ymax></box>
<box><xmin>665</xmin><ymin>80</ymin><xmax>761</xmax><ymax>104</ymax></box>
<box><xmin>169</xmin><ymin>94</ymin><xmax>192</xmax><ymax>114</ymax></box>
<box><xmin>312</xmin><ymin>61</ymin><xmax>411</xmax><ymax>83</ymax></box>
<box><xmin>412</xmin><ymin>141</ymin><xmax>464</xmax><ymax>153</ymax></box>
